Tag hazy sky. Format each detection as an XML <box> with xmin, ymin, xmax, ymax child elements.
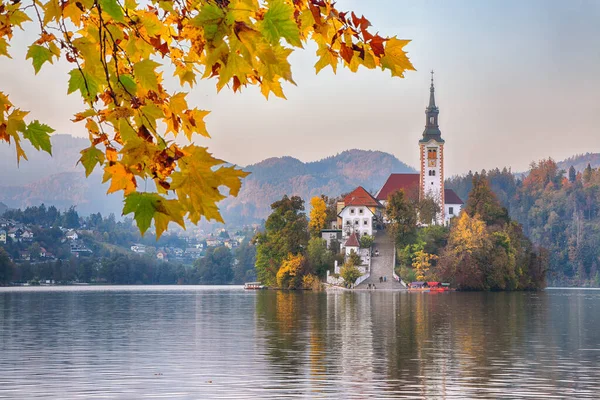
<box><xmin>2</xmin><ymin>0</ymin><xmax>599</xmax><ymax>176</ymax></box>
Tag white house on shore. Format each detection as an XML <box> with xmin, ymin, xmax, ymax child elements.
<box><xmin>337</xmin><ymin>186</ymin><xmax>383</xmax><ymax>240</ymax></box>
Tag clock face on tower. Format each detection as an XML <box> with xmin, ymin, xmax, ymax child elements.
<box><xmin>428</xmin><ymin>159</ymin><xmax>436</xmax><ymax>167</ymax></box>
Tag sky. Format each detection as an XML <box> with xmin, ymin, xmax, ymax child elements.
<box><xmin>1</xmin><ymin>0</ymin><xmax>599</xmax><ymax>176</ymax></box>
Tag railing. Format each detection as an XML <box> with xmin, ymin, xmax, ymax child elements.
<box><xmin>354</xmin><ymin>271</ymin><xmax>370</xmax><ymax>287</ymax></box>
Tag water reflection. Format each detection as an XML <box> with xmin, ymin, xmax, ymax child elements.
<box><xmin>0</xmin><ymin>287</ymin><xmax>599</xmax><ymax>398</ymax></box>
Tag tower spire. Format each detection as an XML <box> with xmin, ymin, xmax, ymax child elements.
<box><xmin>420</xmin><ymin>70</ymin><xmax>444</xmax><ymax>144</ymax></box>
<box><xmin>429</xmin><ymin>70</ymin><xmax>436</xmax><ymax>108</ymax></box>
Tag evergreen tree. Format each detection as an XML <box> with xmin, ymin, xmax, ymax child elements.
<box><xmin>568</xmin><ymin>165</ymin><xmax>577</xmax><ymax>183</ymax></box>
<box><xmin>465</xmin><ymin>173</ymin><xmax>509</xmax><ymax>226</ymax></box>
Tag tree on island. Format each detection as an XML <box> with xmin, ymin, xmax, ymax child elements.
<box><xmin>308</xmin><ymin>196</ymin><xmax>328</xmax><ymax>237</ymax></box>
<box><xmin>254</xmin><ymin>195</ymin><xmax>308</xmax><ymax>286</ymax></box>
<box><xmin>340</xmin><ymin>250</ymin><xmax>362</xmax><ymax>286</ymax></box>
<box><xmin>0</xmin><ymin>0</ymin><xmax>414</xmax><ymax>236</ymax></box>
<box><xmin>386</xmin><ymin>189</ymin><xmax>418</xmax><ymax>247</ymax></box>
<box><xmin>438</xmin><ymin>175</ymin><xmax>546</xmax><ymax>291</ymax></box>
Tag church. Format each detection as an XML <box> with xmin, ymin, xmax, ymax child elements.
<box><xmin>332</xmin><ymin>73</ymin><xmax>464</xmax><ymax>241</ymax></box>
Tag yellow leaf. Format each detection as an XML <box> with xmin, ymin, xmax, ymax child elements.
<box><xmin>103</xmin><ymin>163</ymin><xmax>137</xmax><ymax>194</ymax></box>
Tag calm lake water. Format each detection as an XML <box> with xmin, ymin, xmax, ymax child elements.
<box><xmin>1</xmin><ymin>287</ymin><xmax>599</xmax><ymax>399</ymax></box>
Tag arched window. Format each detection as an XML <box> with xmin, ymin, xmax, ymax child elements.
<box><xmin>430</xmin><ymin>116</ymin><xmax>435</xmax><ymax>124</ymax></box>
<box><xmin>429</xmin><ymin>170</ymin><xmax>436</xmax><ymax>176</ymax></box>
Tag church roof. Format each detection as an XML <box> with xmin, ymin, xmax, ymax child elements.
<box><xmin>420</xmin><ymin>71</ymin><xmax>445</xmax><ymax>144</ymax></box>
<box><xmin>344</xmin><ymin>186</ymin><xmax>381</xmax><ymax>207</ymax></box>
<box><xmin>345</xmin><ymin>232</ymin><xmax>360</xmax><ymax>248</ymax></box>
<box><xmin>444</xmin><ymin>189</ymin><xmax>464</xmax><ymax>205</ymax></box>
<box><xmin>376</xmin><ymin>173</ymin><xmax>420</xmax><ymax>201</ymax></box>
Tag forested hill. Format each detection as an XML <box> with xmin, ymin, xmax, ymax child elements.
<box><xmin>219</xmin><ymin>150</ymin><xmax>415</xmax><ymax>224</ymax></box>
<box><xmin>446</xmin><ymin>159</ymin><xmax>600</xmax><ymax>287</ymax></box>
<box><xmin>0</xmin><ymin>136</ymin><xmax>414</xmax><ymax>222</ymax></box>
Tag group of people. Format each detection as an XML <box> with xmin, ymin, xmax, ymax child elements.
<box><xmin>366</xmin><ymin>276</ymin><xmax>388</xmax><ymax>290</ymax></box>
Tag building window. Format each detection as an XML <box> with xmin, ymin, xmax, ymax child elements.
<box><xmin>359</xmin><ymin>208</ymin><xmax>363</xmax><ymax>214</ymax></box>
<box><xmin>429</xmin><ymin>170</ymin><xmax>436</xmax><ymax>176</ymax></box>
<box><xmin>350</xmin><ymin>208</ymin><xmax>355</xmax><ymax>214</ymax></box>
<box><xmin>363</xmin><ymin>220</ymin><xmax>368</xmax><ymax>225</ymax></box>
<box><xmin>430</xmin><ymin>116</ymin><xmax>435</xmax><ymax>124</ymax></box>
<box><xmin>428</xmin><ymin>148</ymin><xmax>437</xmax><ymax>159</ymax></box>
<box><xmin>449</xmin><ymin>207</ymin><xmax>454</xmax><ymax>215</ymax></box>
<box><xmin>346</xmin><ymin>220</ymin><xmax>351</xmax><ymax>225</ymax></box>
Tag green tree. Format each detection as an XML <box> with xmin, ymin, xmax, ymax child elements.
<box><xmin>255</xmin><ymin>195</ymin><xmax>309</xmax><ymax>286</ymax></box>
<box><xmin>386</xmin><ymin>189</ymin><xmax>417</xmax><ymax>247</ymax></box>
<box><xmin>306</xmin><ymin>237</ymin><xmax>333</xmax><ymax>278</ymax></box>
<box><xmin>359</xmin><ymin>234</ymin><xmax>374</xmax><ymax>249</ymax></box>
<box><xmin>0</xmin><ymin>247</ymin><xmax>14</xmax><ymax>284</ymax></box>
<box><xmin>195</xmin><ymin>247</ymin><xmax>233</xmax><ymax>284</ymax></box>
<box><xmin>233</xmin><ymin>239</ymin><xmax>256</xmax><ymax>284</ymax></box>
<box><xmin>465</xmin><ymin>173</ymin><xmax>509</xmax><ymax>226</ymax></box>
<box><xmin>340</xmin><ymin>262</ymin><xmax>361</xmax><ymax>286</ymax></box>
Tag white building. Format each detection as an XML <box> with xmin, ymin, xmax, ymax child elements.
<box><xmin>337</xmin><ymin>186</ymin><xmax>383</xmax><ymax>239</ymax></box>
<box><xmin>0</xmin><ymin>229</ymin><xmax>6</xmax><ymax>244</ymax></box>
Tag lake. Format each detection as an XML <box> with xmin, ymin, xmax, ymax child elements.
<box><xmin>1</xmin><ymin>286</ymin><xmax>599</xmax><ymax>399</ymax></box>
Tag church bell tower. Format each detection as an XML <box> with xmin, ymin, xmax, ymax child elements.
<box><xmin>419</xmin><ymin>71</ymin><xmax>445</xmax><ymax>223</ymax></box>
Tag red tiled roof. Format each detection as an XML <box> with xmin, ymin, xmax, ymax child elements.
<box><xmin>345</xmin><ymin>232</ymin><xmax>360</xmax><ymax>247</ymax></box>
<box><xmin>344</xmin><ymin>186</ymin><xmax>381</xmax><ymax>207</ymax></box>
<box><xmin>376</xmin><ymin>174</ymin><xmax>420</xmax><ymax>201</ymax></box>
<box><xmin>444</xmin><ymin>188</ymin><xmax>464</xmax><ymax>205</ymax></box>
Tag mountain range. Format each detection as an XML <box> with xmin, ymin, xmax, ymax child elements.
<box><xmin>1</xmin><ymin>134</ymin><xmax>599</xmax><ymax>225</ymax></box>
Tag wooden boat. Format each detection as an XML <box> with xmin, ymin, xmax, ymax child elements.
<box><xmin>244</xmin><ymin>282</ymin><xmax>266</xmax><ymax>290</ymax></box>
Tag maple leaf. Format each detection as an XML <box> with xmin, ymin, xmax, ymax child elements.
<box><xmin>259</xmin><ymin>0</ymin><xmax>302</xmax><ymax>47</ymax></box>
<box><xmin>68</xmin><ymin>69</ymin><xmax>100</xmax><ymax>101</ymax></box>
<box><xmin>99</xmin><ymin>0</ymin><xmax>125</xmax><ymax>22</ymax></box>
<box><xmin>79</xmin><ymin>146</ymin><xmax>105</xmax><ymax>177</ymax></box>
<box><xmin>0</xmin><ymin>0</ymin><xmax>413</xmax><ymax>238</ymax></box>
<box><xmin>380</xmin><ymin>37</ymin><xmax>416</xmax><ymax>77</ymax></box>
<box><xmin>23</xmin><ymin>120</ymin><xmax>54</xmax><ymax>154</ymax></box>
<box><xmin>123</xmin><ymin>192</ymin><xmax>185</xmax><ymax>237</ymax></box>
<box><xmin>26</xmin><ymin>45</ymin><xmax>53</xmax><ymax>74</ymax></box>
<box><xmin>133</xmin><ymin>59</ymin><xmax>161</xmax><ymax>91</ymax></box>
<box><xmin>103</xmin><ymin>163</ymin><xmax>137</xmax><ymax>195</ymax></box>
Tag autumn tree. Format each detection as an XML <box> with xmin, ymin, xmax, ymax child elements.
<box><xmin>386</xmin><ymin>189</ymin><xmax>417</xmax><ymax>246</ymax></box>
<box><xmin>254</xmin><ymin>195</ymin><xmax>308</xmax><ymax>286</ymax></box>
<box><xmin>308</xmin><ymin>196</ymin><xmax>327</xmax><ymax>237</ymax></box>
<box><xmin>412</xmin><ymin>249</ymin><xmax>437</xmax><ymax>281</ymax></box>
<box><xmin>0</xmin><ymin>0</ymin><xmax>414</xmax><ymax>236</ymax></box>
<box><xmin>276</xmin><ymin>253</ymin><xmax>305</xmax><ymax>289</ymax></box>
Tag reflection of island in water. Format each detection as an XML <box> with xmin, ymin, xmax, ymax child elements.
<box><xmin>254</xmin><ymin>290</ymin><xmax>600</xmax><ymax>398</ymax></box>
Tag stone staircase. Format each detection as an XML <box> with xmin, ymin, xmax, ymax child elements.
<box><xmin>356</xmin><ymin>230</ymin><xmax>405</xmax><ymax>290</ymax></box>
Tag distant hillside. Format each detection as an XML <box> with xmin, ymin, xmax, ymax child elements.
<box><xmin>0</xmin><ymin>201</ymin><xmax>7</xmax><ymax>215</ymax></box>
<box><xmin>557</xmin><ymin>153</ymin><xmax>600</xmax><ymax>172</ymax></box>
<box><xmin>0</xmin><ymin>138</ymin><xmax>415</xmax><ymax>222</ymax></box>
<box><xmin>220</xmin><ymin>149</ymin><xmax>415</xmax><ymax>224</ymax></box>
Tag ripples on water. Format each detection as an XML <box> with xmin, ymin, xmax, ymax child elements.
<box><xmin>1</xmin><ymin>286</ymin><xmax>599</xmax><ymax>399</ymax></box>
